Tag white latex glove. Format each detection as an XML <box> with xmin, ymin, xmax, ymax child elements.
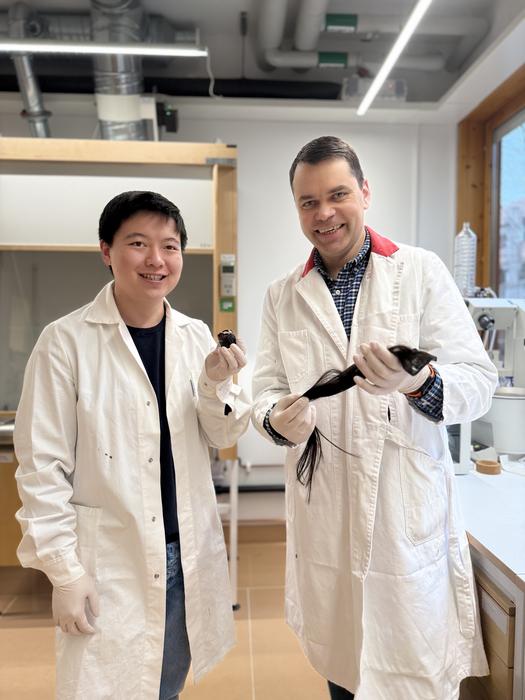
<box><xmin>353</xmin><ymin>341</ymin><xmax>430</xmax><ymax>396</ymax></box>
<box><xmin>52</xmin><ymin>572</ymin><xmax>99</xmax><ymax>635</ymax></box>
<box><xmin>269</xmin><ymin>394</ymin><xmax>317</xmax><ymax>445</ymax></box>
<box><xmin>205</xmin><ymin>338</ymin><xmax>247</xmax><ymax>382</ymax></box>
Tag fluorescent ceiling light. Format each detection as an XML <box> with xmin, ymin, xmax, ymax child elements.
<box><xmin>356</xmin><ymin>0</ymin><xmax>433</xmax><ymax>116</ymax></box>
<box><xmin>0</xmin><ymin>38</ymin><xmax>208</xmax><ymax>58</ymax></box>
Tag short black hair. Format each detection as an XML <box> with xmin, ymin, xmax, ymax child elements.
<box><xmin>98</xmin><ymin>190</ymin><xmax>187</xmax><ymax>250</ymax></box>
<box><xmin>289</xmin><ymin>135</ymin><xmax>365</xmax><ymax>190</ymax></box>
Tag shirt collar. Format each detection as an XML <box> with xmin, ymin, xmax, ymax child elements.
<box><xmin>313</xmin><ymin>229</ymin><xmax>371</xmax><ymax>281</ymax></box>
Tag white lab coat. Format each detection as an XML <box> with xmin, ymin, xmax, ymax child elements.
<box><xmin>14</xmin><ymin>282</ymin><xmax>251</xmax><ymax>700</ymax></box>
<box><xmin>252</xmin><ymin>230</ymin><xmax>497</xmax><ymax>699</ymax></box>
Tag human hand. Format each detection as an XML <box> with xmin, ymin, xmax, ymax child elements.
<box><xmin>52</xmin><ymin>572</ymin><xmax>99</xmax><ymax>635</ymax></box>
<box><xmin>205</xmin><ymin>338</ymin><xmax>247</xmax><ymax>382</ymax></box>
<box><xmin>353</xmin><ymin>341</ymin><xmax>430</xmax><ymax>396</ymax></box>
<box><xmin>269</xmin><ymin>394</ymin><xmax>317</xmax><ymax>445</ymax></box>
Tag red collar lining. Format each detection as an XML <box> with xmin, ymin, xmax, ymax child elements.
<box><xmin>301</xmin><ymin>227</ymin><xmax>398</xmax><ymax>278</ymax></box>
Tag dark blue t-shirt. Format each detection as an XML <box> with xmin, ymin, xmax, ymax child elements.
<box><xmin>128</xmin><ymin>314</ymin><xmax>178</xmax><ymax>542</ymax></box>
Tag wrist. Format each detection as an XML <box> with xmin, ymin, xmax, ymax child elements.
<box><xmin>403</xmin><ymin>364</ymin><xmax>435</xmax><ymax>398</ymax></box>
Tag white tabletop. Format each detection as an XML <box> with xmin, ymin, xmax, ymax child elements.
<box><xmin>456</xmin><ymin>470</ymin><xmax>525</xmax><ymax>588</ymax></box>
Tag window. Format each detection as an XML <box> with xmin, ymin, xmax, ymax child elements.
<box><xmin>491</xmin><ymin>107</ymin><xmax>525</xmax><ymax>296</ymax></box>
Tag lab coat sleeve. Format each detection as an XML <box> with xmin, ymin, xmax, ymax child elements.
<box><xmin>195</xmin><ymin>326</ymin><xmax>251</xmax><ymax>449</ymax></box>
<box><xmin>251</xmin><ymin>284</ymin><xmax>292</xmax><ymax>442</ymax></box>
<box><xmin>418</xmin><ymin>250</ymin><xmax>498</xmax><ymax>425</ymax></box>
<box><xmin>14</xmin><ymin>323</ymin><xmax>86</xmax><ymax>587</ymax></box>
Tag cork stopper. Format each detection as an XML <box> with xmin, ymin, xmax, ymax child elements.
<box><xmin>475</xmin><ymin>459</ymin><xmax>501</xmax><ymax>475</ymax></box>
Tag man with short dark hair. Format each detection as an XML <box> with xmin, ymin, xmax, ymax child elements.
<box><xmin>14</xmin><ymin>190</ymin><xmax>250</xmax><ymax>700</ymax></box>
<box><xmin>252</xmin><ymin>136</ymin><xmax>496</xmax><ymax>699</ymax></box>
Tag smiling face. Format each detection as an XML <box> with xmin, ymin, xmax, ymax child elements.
<box><xmin>292</xmin><ymin>158</ymin><xmax>371</xmax><ymax>277</ymax></box>
<box><xmin>100</xmin><ymin>211</ymin><xmax>183</xmax><ymax>323</ymax></box>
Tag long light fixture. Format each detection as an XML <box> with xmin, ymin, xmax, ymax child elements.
<box><xmin>356</xmin><ymin>0</ymin><xmax>433</xmax><ymax>116</ymax></box>
<box><xmin>0</xmin><ymin>38</ymin><xmax>208</xmax><ymax>58</ymax></box>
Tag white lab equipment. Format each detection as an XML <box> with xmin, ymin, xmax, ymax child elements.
<box><xmin>468</xmin><ymin>299</ymin><xmax>525</xmax><ymax>471</ymax></box>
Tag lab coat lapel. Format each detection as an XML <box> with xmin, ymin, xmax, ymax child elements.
<box><xmin>164</xmin><ymin>307</ymin><xmax>182</xmax><ymax>395</ymax></box>
<box><xmin>295</xmin><ymin>269</ymin><xmax>347</xmax><ymax>360</ymax></box>
<box><xmin>350</xmin><ymin>252</ymin><xmax>404</xmax><ymax>359</ymax></box>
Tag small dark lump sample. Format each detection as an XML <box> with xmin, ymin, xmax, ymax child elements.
<box><xmin>218</xmin><ymin>329</ymin><xmax>237</xmax><ymax>348</ymax></box>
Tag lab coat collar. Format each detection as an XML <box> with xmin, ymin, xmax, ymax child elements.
<box><xmin>301</xmin><ymin>227</ymin><xmax>399</xmax><ymax>278</ymax></box>
<box><xmin>84</xmin><ymin>281</ymin><xmax>192</xmax><ymax>327</ymax></box>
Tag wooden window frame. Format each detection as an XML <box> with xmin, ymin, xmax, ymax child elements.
<box><xmin>457</xmin><ymin>63</ymin><xmax>525</xmax><ymax>287</ymax></box>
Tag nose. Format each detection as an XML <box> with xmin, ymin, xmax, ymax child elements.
<box><xmin>315</xmin><ymin>202</ymin><xmax>335</xmax><ymax>222</ymax></box>
<box><xmin>146</xmin><ymin>246</ymin><xmax>163</xmax><ymax>267</ymax></box>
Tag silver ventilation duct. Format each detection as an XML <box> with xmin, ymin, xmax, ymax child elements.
<box><xmin>1</xmin><ymin>3</ymin><xmax>198</xmax><ymax>140</ymax></box>
<box><xmin>7</xmin><ymin>2</ymin><xmax>50</xmax><ymax>137</ymax></box>
<box><xmin>90</xmin><ymin>0</ymin><xmax>148</xmax><ymax>141</ymax></box>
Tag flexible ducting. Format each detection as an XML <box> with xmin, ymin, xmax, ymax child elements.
<box><xmin>90</xmin><ymin>0</ymin><xmax>148</xmax><ymax>140</ymax></box>
<box><xmin>7</xmin><ymin>2</ymin><xmax>50</xmax><ymax>137</ymax></box>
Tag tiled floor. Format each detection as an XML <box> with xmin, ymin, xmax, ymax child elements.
<box><xmin>0</xmin><ymin>542</ymin><xmax>329</xmax><ymax>700</ymax></box>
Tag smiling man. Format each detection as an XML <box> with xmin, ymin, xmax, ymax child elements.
<box><xmin>14</xmin><ymin>191</ymin><xmax>250</xmax><ymax>700</ymax></box>
<box><xmin>252</xmin><ymin>137</ymin><xmax>497</xmax><ymax>699</ymax></box>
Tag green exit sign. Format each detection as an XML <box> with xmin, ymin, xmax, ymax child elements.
<box><xmin>220</xmin><ymin>297</ymin><xmax>235</xmax><ymax>312</ymax></box>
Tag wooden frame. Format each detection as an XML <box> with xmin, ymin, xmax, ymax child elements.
<box><xmin>457</xmin><ymin>64</ymin><xmax>525</xmax><ymax>287</ymax></box>
<box><xmin>0</xmin><ymin>137</ymin><xmax>238</xmax><ymax>458</ymax></box>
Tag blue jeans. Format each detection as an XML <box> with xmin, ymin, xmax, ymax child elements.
<box><xmin>159</xmin><ymin>541</ymin><xmax>192</xmax><ymax>700</ymax></box>
<box><xmin>328</xmin><ymin>680</ymin><xmax>355</xmax><ymax>699</ymax></box>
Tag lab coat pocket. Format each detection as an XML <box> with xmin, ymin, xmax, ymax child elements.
<box><xmin>278</xmin><ymin>329</ymin><xmax>309</xmax><ymax>388</ymax></box>
<box><xmin>397</xmin><ymin>312</ymin><xmax>420</xmax><ymax>347</ymax></box>
<box><xmin>73</xmin><ymin>504</ymin><xmax>102</xmax><ymax>579</ymax></box>
<box><xmin>446</xmin><ymin>474</ymin><xmax>476</xmax><ymax>638</ymax></box>
<box><xmin>398</xmin><ymin>446</ymin><xmax>447</xmax><ymax>545</ymax></box>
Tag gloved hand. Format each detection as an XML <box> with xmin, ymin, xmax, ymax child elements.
<box><xmin>205</xmin><ymin>338</ymin><xmax>247</xmax><ymax>382</ymax></box>
<box><xmin>52</xmin><ymin>572</ymin><xmax>99</xmax><ymax>635</ymax></box>
<box><xmin>269</xmin><ymin>394</ymin><xmax>317</xmax><ymax>445</ymax></box>
<box><xmin>353</xmin><ymin>341</ymin><xmax>430</xmax><ymax>396</ymax></box>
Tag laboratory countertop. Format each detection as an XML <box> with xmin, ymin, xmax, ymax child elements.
<box><xmin>456</xmin><ymin>470</ymin><xmax>525</xmax><ymax>592</ymax></box>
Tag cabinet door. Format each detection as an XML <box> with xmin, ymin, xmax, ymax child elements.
<box><xmin>460</xmin><ymin>567</ymin><xmax>516</xmax><ymax>700</ymax></box>
<box><xmin>0</xmin><ymin>450</ymin><xmax>21</xmax><ymax>566</ymax></box>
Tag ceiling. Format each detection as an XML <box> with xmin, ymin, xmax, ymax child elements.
<box><xmin>0</xmin><ymin>0</ymin><xmax>523</xmax><ymax>106</ymax></box>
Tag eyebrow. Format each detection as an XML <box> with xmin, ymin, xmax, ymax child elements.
<box><xmin>298</xmin><ymin>185</ymin><xmax>350</xmax><ymax>202</ymax></box>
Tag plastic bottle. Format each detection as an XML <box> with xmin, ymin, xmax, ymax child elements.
<box><xmin>453</xmin><ymin>222</ymin><xmax>478</xmax><ymax>297</ymax></box>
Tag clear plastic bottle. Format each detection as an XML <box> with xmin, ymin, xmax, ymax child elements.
<box><xmin>453</xmin><ymin>222</ymin><xmax>478</xmax><ymax>297</ymax></box>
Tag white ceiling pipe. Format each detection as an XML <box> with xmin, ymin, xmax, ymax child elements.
<box><xmin>264</xmin><ymin>49</ymin><xmax>445</xmax><ymax>71</ymax></box>
<box><xmin>258</xmin><ymin>0</ymin><xmax>288</xmax><ymax>51</ymax></box>
<box><xmin>294</xmin><ymin>0</ymin><xmax>330</xmax><ymax>51</ymax></box>
<box><xmin>353</xmin><ymin>15</ymin><xmax>488</xmax><ymax>37</ymax></box>
<box><xmin>265</xmin><ymin>48</ymin><xmax>318</xmax><ymax>69</ymax></box>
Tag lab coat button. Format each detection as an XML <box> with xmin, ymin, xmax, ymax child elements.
<box><xmin>146</xmin><ymin>400</ymin><xmax>151</xmax><ymax>406</ymax></box>
<box><xmin>152</xmin><ymin>516</ymin><xmax>156</xmax><ymax>522</ymax></box>
<box><xmin>148</xmin><ymin>457</ymin><xmax>154</xmax><ymax>463</ymax></box>
<box><xmin>154</xmin><ymin>573</ymin><xmax>160</xmax><ymax>580</ymax></box>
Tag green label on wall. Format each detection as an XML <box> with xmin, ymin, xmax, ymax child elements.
<box><xmin>220</xmin><ymin>297</ymin><xmax>235</xmax><ymax>312</ymax></box>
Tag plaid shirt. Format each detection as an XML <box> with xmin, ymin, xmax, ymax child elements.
<box><xmin>264</xmin><ymin>232</ymin><xmax>443</xmax><ymax>445</ymax></box>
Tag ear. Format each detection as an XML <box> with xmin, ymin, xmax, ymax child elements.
<box><xmin>100</xmin><ymin>240</ymin><xmax>111</xmax><ymax>267</ymax></box>
<box><xmin>361</xmin><ymin>179</ymin><xmax>371</xmax><ymax>210</ymax></box>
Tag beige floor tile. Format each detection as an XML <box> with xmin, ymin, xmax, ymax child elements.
<box><xmin>251</xmin><ymin>614</ymin><xmax>327</xmax><ymax>700</ymax></box>
<box><xmin>182</xmin><ymin>589</ymin><xmax>252</xmax><ymax>700</ymax></box>
<box><xmin>0</xmin><ymin>625</ymin><xmax>55</xmax><ymax>700</ymax></box>
<box><xmin>249</xmin><ymin>586</ymin><xmax>285</xmax><ymax>621</ymax></box>
<box><xmin>0</xmin><ymin>665</ymin><xmax>55</xmax><ymax>700</ymax></box>
<box><xmin>237</xmin><ymin>543</ymin><xmax>286</xmax><ymax>588</ymax></box>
